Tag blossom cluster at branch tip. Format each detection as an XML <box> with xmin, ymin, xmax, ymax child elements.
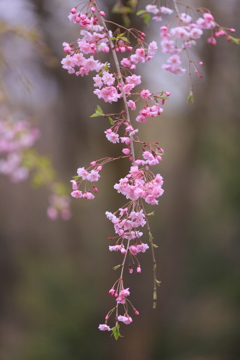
<box><xmin>144</xmin><ymin>3</ymin><xmax>236</xmax><ymax>76</ymax></box>
<box><xmin>0</xmin><ymin>116</ymin><xmax>40</xmax><ymax>182</ymax></box>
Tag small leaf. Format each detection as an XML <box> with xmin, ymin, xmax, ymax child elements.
<box><xmin>136</xmin><ymin>10</ymin><xmax>146</xmax><ymax>16</ymax></box>
<box><xmin>90</xmin><ymin>105</ymin><xmax>104</xmax><ymax>117</ymax></box>
<box><xmin>72</xmin><ymin>175</ymin><xmax>81</xmax><ymax>181</ymax></box>
<box><xmin>147</xmin><ymin>212</ymin><xmax>155</xmax><ymax>216</ymax></box>
<box><xmin>152</xmin><ymin>243</ymin><xmax>158</xmax><ymax>248</ymax></box>
<box><xmin>119</xmin><ymin>36</ymin><xmax>130</xmax><ymax>43</ymax></box>
<box><xmin>108</xmin><ymin>117</ymin><xmax>114</xmax><ymax>125</ymax></box>
<box><xmin>111</xmin><ymin>323</ymin><xmax>122</xmax><ymax>340</ymax></box>
<box><xmin>123</xmin><ymin>15</ymin><xmax>131</xmax><ymax>28</ymax></box>
<box><xmin>113</xmin><ymin>264</ymin><xmax>121</xmax><ymax>271</ymax></box>
<box><xmin>144</xmin><ymin>13</ymin><xmax>151</xmax><ymax>26</ymax></box>
<box><xmin>155</xmin><ymin>279</ymin><xmax>162</xmax><ymax>286</ymax></box>
<box><xmin>230</xmin><ymin>36</ymin><xmax>240</xmax><ymax>45</ymax></box>
<box><xmin>187</xmin><ymin>90</ymin><xmax>194</xmax><ymax>103</ymax></box>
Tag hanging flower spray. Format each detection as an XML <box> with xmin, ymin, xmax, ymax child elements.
<box><xmin>61</xmin><ymin>0</ymin><xmax>239</xmax><ymax>339</ymax></box>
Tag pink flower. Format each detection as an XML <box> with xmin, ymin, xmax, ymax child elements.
<box><xmin>129</xmin><ymin>245</ymin><xmax>139</xmax><ymax>255</ymax></box>
<box><xmin>137</xmin><ymin>243</ymin><xmax>149</xmax><ymax>253</ymax></box>
<box><xmin>119</xmin><ymin>288</ymin><xmax>130</xmax><ymax>297</ymax></box>
<box><xmin>125</xmin><ymin>74</ymin><xmax>141</xmax><ymax>86</ymax></box>
<box><xmin>109</xmin><ymin>244</ymin><xmax>124</xmax><ymax>252</ymax></box>
<box><xmin>98</xmin><ymin>324</ymin><xmax>111</xmax><ymax>331</ymax></box>
<box><xmin>77</xmin><ymin>167</ymin><xmax>89</xmax><ymax>179</ymax></box>
<box><xmin>140</xmin><ymin>89</ymin><xmax>151</xmax><ymax>99</ymax></box>
<box><xmin>146</xmin><ymin>5</ymin><xmax>159</xmax><ymax>14</ymax></box>
<box><xmin>116</xmin><ymin>296</ymin><xmax>126</xmax><ymax>304</ymax></box>
<box><xmin>94</xmin><ymin>86</ymin><xmax>120</xmax><ymax>103</ymax></box>
<box><xmin>71</xmin><ymin>190</ymin><xmax>83</xmax><ymax>198</ymax></box>
<box><xmin>70</xmin><ymin>180</ymin><xmax>78</xmax><ymax>190</ymax></box>
<box><xmin>127</xmin><ymin>100</ymin><xmax>136</xmax><ymax>110</ymax></box>
<box><xmin>83</xmin><ymin>192</ymin><xmax>95</xmax><ymax>199</ymax></box>
<box><xmin>47</xmin><ymin>207</ymin><xmax>58</xmax><ymax>220</ymax></box>
<box><xmin>104</xmin><ymin>129</ymin><xmax>119</xmax><ymax>143</ymax></box>
<box><xmin>160</xmin><ymin>6</ymin><xmax>173</xmax><ymax>14</ymax></box>
<box><xmin>87</xmin><ymin>170</ymin><xmax>100</xmax><ymax>182</ymax></box>
<box><xmin>117</xmin><ymin>315</ymin><xmax>133</xmax><ymax>324</ymax></box>
<box><xmin>148</xmin><ymin>41</ymin><xmax>158</xmax><ymax>56</ymax></box>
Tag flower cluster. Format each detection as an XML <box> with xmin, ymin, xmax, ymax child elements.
<box><xmin>47</xmin><ymin>194</ymin><xmax>71</xmax><ymax>220</ymax></box>
<box><xmin>62</xmin><ymin>0</ymin><xmax>238</xmax><ymax>339</ymax></box>
<box><xmin>145</xmin><ymin>3</ymin><xmax>236</xmax><ymax>76</ymax></box>
<box><xmin>106</xmin><ymin>208</ymin><xmax>146</xmax><ymax>240</ymax></box>
<box><xmin>0</xmin><ymin>115</ymin><xmax>40</xmax><ymax>182</ymax></box>
<box><xmin>114</xmin><ymin>166</ymin><xmax>164</xmax><ymax>205</ymax></box>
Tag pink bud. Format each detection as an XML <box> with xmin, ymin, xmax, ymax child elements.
<box><xmin>129</xmin><ymin>266</ymin><xmax>133</xmax><ymax>274</ymax></box>
<box><xmin>64</xmin><ymin>46</ymin><xmax>72</xmax><ymax>54</ymax></box>
<box><xmin>70</xmin><ymin>8</ymin><xmax>77</xmax><ymax>14</ymax></box>
<box><xmin>97</xmin><ymin>165</ymin><xmax>102</xmax><ymax>171</ymax></box>
<box><xmin>199</xmin><ymin>61</ymin><xmax>203</xmax><ymax>65</ymax></box>
<box><xmin>229</xmin><ymin>28</ymin><xmax>236</xmax><ymax>33</ymax></box>
<box><xmin>109</xmin><ymin>288</ymin><xmax>115</xmax><ymax>295</ymax></box>
<box><xmin>137</xmin><ymin>266</ymin><xmax>141</xmax><ymax>273</ymax></box>
<box><xmin>129</xmin><ymin>156</ymin><xmax>133</xmax><ymax>162</ymax></box>
<box><xmin>134</xmin><ymin>310</ymin><xmax>140</xmax><ymax>315</ymax></box>
<box><xmin>105</xmin><ymin>315</ymin><xmax>109</xmax><ymax>320</ymax></box>
<box><xmin>91</xmin><ymin>6</ymin><xmax>96</xmax><ymax>12</ymax></box>
<box><xmin>165</xmin><ymin>92</ymin><xmax>171</xmax><ymax>96</ymax></box>
<box><xmin>103</xmin><ymin>46</ymin><xmax>110</xmax><ymax>53</ymax></box>
<box><xmin>121</xmin><ymin>247</ymin><xmax>127</xmax><ymax>254</ymax></box>
<box><xmin>122</xmin><ymin>148</ymin><xmax>130</xmax><ymax>155</ymax></box>
<box><xmin>90</xmin><ymin>161</ymin><xmax>97</xmax><ymax>166</ymax></box>
<box><xmin>92</xmin><ymin>186</ymin><xmax>98</xmax><ymax>193</ymax></box>
<box><xmin>99</xmin><ymin>11</ymin><xmax>106</xmax><ymax>17</ymax></box>
<box><xmin>119</xmin><ymin>46</ymin><xmax>126</xmax><ymax>53</ymax></box>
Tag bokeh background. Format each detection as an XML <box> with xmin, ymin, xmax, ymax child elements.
<box><xmin>0</xmin><ymin>0</ymin><xmax>240</xmax><ymax>359</ymax></box>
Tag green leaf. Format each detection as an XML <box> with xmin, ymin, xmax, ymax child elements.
<box><xmin>136</xmin><ymin>10</ymin><xmax>146</xmax><ymax>16</ymax></box>
<box><xmin>187</xmin><ymin>90</ymin><xmax>194</xmax><ymax>103</ymax></box>
<box><xmin>113</xmin><ymin>264</ymin><xmax>121</xmax><ymax>271</ymax></box>
<box><xmin>143</xmin><ymin>13</ymin><xmax>151</xmax><ymax>26</ymax></box>
<box><xmin>230</xmin><ymin>36</ymin><xmax>240</xmax><ymax>45</ymax></box>
<box><xmin>103</xmin><ymin>63</ymin><xmax>109</xmax><ymax>72</ymax></box>
<box><xmin>108</xmin><ymin>117</ymin><xmax>114</xmax><ymax>125</ymax></box>
<box><xmin>119</xmin><ymin>36</ymin><xmax>130</xmax><ymax>43</ymax></box>
<box><xmin>122</xmin><ymin>15</ymin><xmax>131</xmax><ymax>28</ymax></box>
<box><xmin>90</xmin><ymin>105</ymin><xmax>104</xmax><ymax>117</ymax></box>
<box><xmin>155</xmin><ymin>279</ymin><xmax>162</xmax><ymax>286</ymax></box>
<box><xmin>111</xmin><ymin>323</ymin><xmax>122</xmax><ymax>340</ymax></box>
<box><xmin>112</xmin><ymin>4</ymin><xmax>132</xmax><ymax>15</ymax></box>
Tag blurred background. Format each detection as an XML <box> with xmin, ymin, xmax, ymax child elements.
<box><xmin>0</xmin><ymin>0</ymin><xmax>239</xmax><ymax>359</ymax></box>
